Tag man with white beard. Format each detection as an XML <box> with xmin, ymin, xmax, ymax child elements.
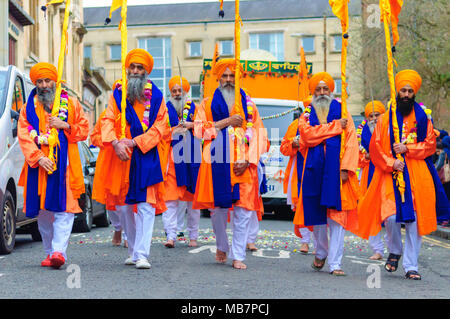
<box><xmin>94</xmin><ymin>49</ymin><xmax>169</xmax><ymax>269</ymax></box>
<box><xmin>357</xmin><ymin>101</ymin><xmax>387</xmax><ymax>260</ymax></box>
<box><xmin>162</xmin><ymin>76</ymin><xmax>202</xmax><ymax>248</ymax></box>
<box><xmin>193</xmin><ymin>58</ymin><xmax>268</xmax><ymax>270</ymax></box>
<box><xmin>293</xmin><ymin>72</ymin><xmax>360</xmax><ymax>276</ymax></box>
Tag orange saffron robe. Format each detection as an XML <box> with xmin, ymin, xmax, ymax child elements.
<box><xmin>356</xmin><ymin>109</ymin><xmax>437</xmax><ymax>238</ymax></box>
<box><xmin>292</xmin><ymin>112</ymin><xmax>360</xmax><ymax>232</ymax></box>
<box><xmin>192</xmin><ymin>96</ymin><xmax>268</xmax><ymax>215</ymax></box>
<box><xmin>93</xmin><ymin>94</ymin><xmax>169</xmax><ymax>214</ymax></box>
<box><xmin>18</xmin><ymin>97</ymin><xmax>89</xmax><ymax>213</ymax></box>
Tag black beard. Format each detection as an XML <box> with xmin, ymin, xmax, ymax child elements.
<box><xmin>397</xmin><ymin>95</ymin><xmax>415</xmax><ymax>117</ymax></box>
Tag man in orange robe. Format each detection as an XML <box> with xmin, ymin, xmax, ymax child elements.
<box><xmin>357</xmin><ymin>70</ymin><xmax>450</xmax><ymax>280</ymax></box>
<box><xmin>193</xmin><ymin>58</ymin><xmax>268</xmax><ymax>269</ymax></box>
<box><xmin>18</xmin><ymin>62</ymin><xmax>89</xmax><ymax>269</ymax></box>
<box><xmin>293</xmin><ymin>72</ymin><xmax>360</xmax><ymax>276</ymax></box>
<box><xmin>162</xmin><ymin>76</ymin><xmax>201</xmax><ymax>248</ymax></box>
<box><xmin>94</xmin><ymin>49</ymin><xmax>169</xmax><ymax>269</ymax></box>
<box><xmin>357</xmin><ymin>100</ymin><xmax>386</xmax><ymax>260</ymax></box>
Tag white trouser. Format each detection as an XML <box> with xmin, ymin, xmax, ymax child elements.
<box><xmin>37</xmin><ymin>210</ymin><xmax>75</xmax><ymax>259</ymax></box>
<box><xmin>384</xmin><ymin>214</ymin><xmax>422</xmax><ymax>272</ymax></box>
<box><xmin>162</xmin><ymin>200</ymin><xmax>179</xmax><ymax>241</ymax></box>
<box><xmin>177</xmin><ymin>201</ymin><xmax>187</xmax><ymax>232</ymax></box>
<box><xmin>117</xmin><ymin>203</ymin><xmax>155</xmax><ymax>261</ymax></box>
<box><xmin>299</xmin><ymin>227</ymin><xmax>316</xmax><ymax>245</ymax></box>
<box><xmin>369</xmin><ymin>232</ymin><xmax>385</xmax><ymax>255</ymax></box>
<box><xmin>164</xmin><ymin>200</ymin><xmax>200</xmax><ymax>240</ymax></box>
<box><xmin>185</xmin><ymin>201</ymin><xmax>200</xmax><ymax>240</ymax></box>
<box><xmin>107</xmin><ymin>210</ymin><xmax>127</xmax><ymax>241</ymax></box>
<box><xmin>211</xmin><ymin>207</ymin><xmax>253</xmax><ymax>261</ymax></box>
<box><xmin>313</xmin><ymin>218</ymin><xmax>346</xmax><ymax>272</ymax></box>
<box><xmin>247</xmin><ymin>212</ymin><xmax>259</xmax><ymax>244</ymax></box>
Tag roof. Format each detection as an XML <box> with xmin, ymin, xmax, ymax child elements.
<box><xmin>84</xmin><ymin>0</ymin><xmax>361</xmax><ymax>28</ymax></box>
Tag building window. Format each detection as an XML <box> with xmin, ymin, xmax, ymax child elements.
<box><xmin>301</xmin><ymin>36</ymin><xmax>315</xmax><ymax>53</ymax></box>
<box><xmin>219</xmin><ymin>40</ymin><xmax>234</xmax><ymax>56</ymax></box>
<box><xmin>334</xmin><ymin>78</ymin><xmax>342</xmax><ymax>95</ymax></box>
<box><xmin>84</xmin><ymin>45</ymin><xmax>92</xmax><ymax>60</ymax></box>
<box><xmin>138</xmin><ymin>37</ymin><xmax>172</xmax><ymax>98</ymax></box>
<box><xmin>187</xmin><ymin>41</ymin><xmax>202</xmax><ymax>58</ymax></box>
<box><xmin>191</xmin><ymin>83</ymin><xmax>201</xmax><ymax>101</ymax></box>
<box><xmin>249</xmin><ymin>32</ymin><xmax>284</xmax><ymax>61</ymax></box>
<box><xmin>332</xmin><ymin>35</ymin><xmax>342</xmax><ymax>52</ymax></box>
<box><xmin>109</xmin><ymin>44</ymin><xmax>121</xmax><ymax>61</ymax></box>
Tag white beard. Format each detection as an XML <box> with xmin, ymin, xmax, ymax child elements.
<box><xmin>368</xmin><ymin>120</ymin><xmax>376</xmax><ymax>133</ymax></box>
<box><xmin>169</xmin><ymin>96</ymin><xmax>185</xmax><ymax>118</ymax></box>
<box><xmin>312</xmin><ymin>94</ymin><xmax>333</xmax><ymax>124</ymax></box>
<box><xmin>219</xmin><ymin>84</ymin><xmax>235</xmax><ymax>113</ymax></box>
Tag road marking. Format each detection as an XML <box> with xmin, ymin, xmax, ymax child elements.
<box><xmin>189</xmin><ymin>245</ymin><xmax>217</xmax><ymax>254</ymax></box>
<box><xmin>0</xmin><ymin>274</ymin><xmax>3</xmax><ymax>278</ymax></box>
<box><xmin>189</xmin><ymin>245</ymin><xmax>292</xmax><ymax>259</ymax></box>
<box><xmin>346</xmin><ymin>255</ymin><xmax>384</xmax><ymax>266</ymax></box>
<box><xmin>401</xmin><ymin>229</ymin><xmax>450</xmax><ymax>249</ymax></box>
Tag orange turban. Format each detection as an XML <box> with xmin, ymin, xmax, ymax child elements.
<box><xmin>309</xmin><ymin>72</ymin><xmax>335</xmax><ymax>93</ymax></box>
<box><xmin>395</xmin><ymin>69</ymin><xmax>422</xmax><ymax>94</ymax></box>
<box><xmin>30</xmin><ymin>62</ymin><xmax>57</xmax><ymax>85</ymax></box>
<box><xmin>364</xmin><ymin>100</ymin><xmax>386</xmax><ymax>118</ymax></box>
<box><xmin>214</xmin><ymin>58</ymin><xmax>244</xmax><ymax>80</ymax></box>
<box><xmin>169</xmin><ymin>76</ymin><xmax>190</xmax><ymax>93</ymax></box>
<box><xmin>125</xmin><ymin>49</ymin><xmax>154</xmax><ymax>74</ymax></box>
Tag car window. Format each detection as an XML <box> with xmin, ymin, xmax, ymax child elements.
<box><xmin>13</xmin><ymin>76</ymin><xmax>25</xmax><ymax>112</ymax></box>
<box><xmin>0</xmin><ymin>70</ymin><xmax>8</xmax><ymax>118</ymax></box>
<box><xmin>257</xmin><ymin>104</ymin><xmax>300</xmax><ymax>141</ymax></box>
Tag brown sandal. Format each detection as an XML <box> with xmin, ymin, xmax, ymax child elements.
<box><xmin>311</xmin><ymin>257</ymin><xmax>326</xmax><ymax>271</ymax></box>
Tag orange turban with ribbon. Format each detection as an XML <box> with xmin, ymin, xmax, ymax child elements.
<box><xmin>395</xmin><ymin>69</ymin><xmax>422</xmax><ymax>94</ymax></box>
<box><xmin>30</xmin><ymin>62</ymin><xmax>57</xmax><ymax>85</ymax></box>
<box><xmin>214</xmin><ymin>58</ymin><xmax>244</xmax><ymax>80</ymax></box>
<box><xmin>169</xmin><ymin>76</ymin><xmax>190</xmax><ymax>93</ymax></box>
<box><xmin>125</xmin><ymin>49</ymin><xmax>154</xmax><ymax>74</ymax></box>
<box><xmin>364</xmin><ymin>100</ymin><xmax>386</xmax><ymax>118</ymax></box>
<box><xmin>309</xmin><ymin>72</ymin><xmax>335</xmax><ymax>94</ymax></box>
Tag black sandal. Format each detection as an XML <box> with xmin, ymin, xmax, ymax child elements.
<box><xmin>405</xmin><ymin>270</ymin><xmax>422</xmax><ymax>280</ymax></box>
<box><xmin>385</xmin><ymin>253</ymin><xmax>401</xmax><ymax>272</ymax></box>
<box><xmin>311</xmin><ymin>257</ymin><xmax>326</xmax><ymax>271</ymax></box>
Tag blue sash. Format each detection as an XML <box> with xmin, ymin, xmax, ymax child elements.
<box><xmin>166</xmin><ymin>100</ymin><xmax>201</xmax><ymax>195</ymax></box>
<box><xmin>210</xmin><ymin>88</ymin><xmax>247</xmax><ymax>208</ymax></box>
<box><xmin>113</xmin><ymin>81</ymin><xmax>164</xmax><ymax>204</ymax></box>
<box><xmin>389</xmin><ymin>103</ymin><xmax>450</xmax><ymax>222</ymax></box>
<box><xmin>25</xmin><ymin>88</ymin><xmax>68</xmax><ymax>217</ymax></box>
<box><xmin>361</xmin><ymin>123</ymin><xmax>375</xmax><ymax>186</ymax></box>
<box><xmin>301</xmin><ymin>100</ymin><xmax>342</xmax><ymax>226</ymax></box>
<box><xmin>296</xmin><ymin>128</ymin><xmax>305</xmax><ymax>197</ymax></box>
<box><xmin>258</xmin><ymin>160</ymin><xmax>268</xmax><ymax>195</ymax></box>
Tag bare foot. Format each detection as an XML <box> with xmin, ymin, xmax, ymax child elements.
<box><xmin>232</xmin><ymin>260</ymin><xmax>247</xmax><ymax>270</ymax></box>
<box><xmin>246</xmin><ymin>243</ymin><xmax>258</xmax><ymax>251</ymax></box>
<box><xmin>188</xmin><ymin>239</ymin><xmax>198</xmax><ymax>247</ymax></box>
<box><xmin>112</xmin><ymin>231</ymin><xmax>122</xmax><ymax>246</ymax></box>
<box><xmin>215</xmin><ymin>249</ymin><xmax>227</xmax><ymax>263</ymax></box>
<box><xmin>123</xmin><ymin>240</ymin><xmax>128</xmax><ymax>248</ymax></box>
<box><xmin>164</xmin><ymin>239</ymin><xmax>175</xmax><ymax>248</ymax></box>
<box><xmin>369</xmin><ymin>253</ymin><xmax>383</xmax><ymax>260</ymax></box>
<box><xmin>300</xmin><ymin>243</ymin><xmax>309</xmax><ymax>254</ymax></box>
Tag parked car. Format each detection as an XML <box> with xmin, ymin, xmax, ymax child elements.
<box><xmin>73</xmin><ymin>141</ymin><xmax>109</xmax><ymax>232</ymax></box>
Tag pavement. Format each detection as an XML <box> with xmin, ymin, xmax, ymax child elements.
<box><xmin>432</xmin><ymin>225</ymin><xmax>450</xmax><ymax>240</ymax></box>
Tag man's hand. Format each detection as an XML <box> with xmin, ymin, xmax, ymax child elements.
<box><xmin>233</xmin><ymin>161</ymin><xmax>249</xmax><ymax>176</ymax></box>
<box><xmin>393</xmin><ymin>143</ymin><xmax>408</xmax><ymax>155</ymax></box>
<box><xmin>340</xmin><ymin>170</ymin><xmax>349</xmax><ymax>183</ymax></box>
<box><xmin>365</xmin><ymin>152</ymin><xmax>370</xmax><ymax>160</ymax></box>
<box><xmin>49</xmin><ymin>116</ymin><xmax>70</xmax><ymax>131</ymax></box>
<box><xmin>228</xmin><ymin>114</ymin><xmax>243</xmax><ymax>128</ymax></box>
<box><xmin>292</xmin><ymin>135</ymin><xmax>300</xmax><ymax>148</ymax></box>
<box><xmin>112</xmin><ymin>140</ymin><xmax>131</xmax><ymax>161</ymax></box>
<box><xmin>38</xmin><ymin>157</ymin><xmax>54</xmax><ymax>173</ymax></box>
<box><xmin>393</xmin><ymin>159</ymin><xmax>405</xmax><ymax>172</ymax></box>
<box><xmin>182</xmin><ymin>121</ymin><xmax>194</xmax><ymax>130</ymax></box>
<box><xmin>120</xmin><ymin>138</ymin><xmax>136</xmax><ymax>149</ymax></box>
<box><xmin>339</xmin><ymin>118</ymin><xmax>348</xmax><ymax>129</ymax></box>
<box><xmin>172</xmin><ymin>124</ymin><xmax>188</xmax><ymax>135</ymax></box>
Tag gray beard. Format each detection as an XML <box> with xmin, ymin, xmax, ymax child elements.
<box><xmin>36</xmin><ymin>86</ymin><xmax>55</xmax><ymax>111</ymax></box>
<box><xmin>368</xmin><ymin>120</ymin><xmax>376</xmax><ymax>134</ymax></box>
<box><xmin>219</xmin><ymin>83</ymin><xmax>235</xmax><ymax>113</ymax></box>
<box><xmin>312</xmin><ymin>94</ymin><xmax>333</xmax><ymax>124</ymax></box>
<box><xmin>169</xmin><ymin>96</ymin><xmax>185</xmax><ymax>118</ymax></box>
<box><xmin>127</xmin><ymin>72</ymin><xmax>148</xmax><ymax>105</ymax></box>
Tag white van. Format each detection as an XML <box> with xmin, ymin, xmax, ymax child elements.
<box><xmin>0</xmin><ymin>66</ymin><xmax>42</xmax><ymax>254</ymax></box>
<box><xmin>254</xmin><ymin>98</ymin><xmax>303</xmax><ymax>218</ymax></box>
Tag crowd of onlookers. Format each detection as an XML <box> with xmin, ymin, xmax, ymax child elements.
<box><xmin>434</xmin><ymin>129</ymin><xmax>450</xmax><ymax>227</ymax></box>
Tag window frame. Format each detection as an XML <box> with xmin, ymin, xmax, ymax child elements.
<box><xmin>249</xmin><ymin>32</ymin><xmax>284</xmax><ymax>61</ymax></box>
<box><xmin>219</xmin><ymin>39</ymin><xmax>234</xmax><ymax>56</ymax></box>
<box><xmin>186</xmin><ymin>40</ymin><xmax>202</xmax><ymax>58</ymax></box>
<box><xmin>108</xmin><ymin>43</ymin><xmax>122</xmax><ymax>61</ymax></box>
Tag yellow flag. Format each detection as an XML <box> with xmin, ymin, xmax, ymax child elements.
<box><xmin>46</xmin><ymin>0</ymin><xmax>65</xmax><ymax>5</ymax></box>
<box><xmin>329</xmin><ymin>0</ymin><xmax>349</xmax><ymax>32</ymax></box>
<box><xmin>383</xmin><ymin>0</ymin><xmax>403</xmax><ymax>46</ymax></box>
<box><xmin>298</xmin><ymin>46</ymin><xmax>310</xmax><ymax>102</ymax></box>
<box><xmin>109</xmin><ymin>0</ymin><xmax>123</xmax><ymax>18</ymax></box>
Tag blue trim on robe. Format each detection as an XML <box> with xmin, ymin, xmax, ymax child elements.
<box><xmin>209</xmin><ymin>88</ymin><xmax>248</xmax><ymax>208</ymax></box>
<box><xmin>361</xmin><ymin>123</ymin><xmax>375</xmax><ymax>186</ymax></box>
<box><xmin>113</xmin><ymin>81</ymin><xmax>164</xmax><ymax>204</ymax></box>
<box><xmin>300</xmin><ymin>100</ymin><xmax>342</xmax><ymax>226</ymax></box>
<box><xmin>25</xmin><ymin>88</ymin><xmax>68</xmax><ymax>217</ymax></box>
<box><xmin>389</xmin><ymin>103</ymin><xmax>450</xmax><ymax>222</ymax></box>
<box><xmin>296</xmin><ymin>128</ymin><xmax>305</xmax><ymax>197</ymax></box>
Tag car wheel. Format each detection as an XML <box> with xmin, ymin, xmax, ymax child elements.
<box><xmin>0</xmin><ymin>191</ymin><xmax>16</xmax><ymax>254</ymax></box>
<box><xmin>72</xmin><ymin>191</ymin><xmax>93</xmax><ymax>233</ymax></box>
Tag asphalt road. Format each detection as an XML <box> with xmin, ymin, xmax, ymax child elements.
<box><xmin>0</xmin><ymin>215</ymin><xmax>449</xmax><ymax>299</ymax></box>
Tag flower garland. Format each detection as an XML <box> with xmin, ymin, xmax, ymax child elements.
<box><xmin>228</xmin><ymin>95</ymin><xmax>254</xmax><ymax>144</ymax></box>
<box><xmin>303</xmin><ymin>105</ymin><xmax>311</xmax><ymax>123</ymax></box>
<box><xmin>141</xmin><ymin>80</ymin><xmax>152</xmax><ymax>132</ymax></box>
<box><xmin>401</xmin><ymin>121</ymin><xmax>417</xmax><ymax>145</ymax></box>
<box><xmin>28</xmin><ymin>89</ymin><xmax>69</xmax><ymax>146</ymax></box>
<box><xmin>356</xmin><ymin>119</ymin><xmax>367</xmax><ymax>153</ymax></box>
<box><xmin>182</xmin><ymin>99</ymin><xmax>192</xmax><ymax>122</ymax></box>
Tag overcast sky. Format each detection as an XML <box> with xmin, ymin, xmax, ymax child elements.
<box><xmin>83</xmin><ymin>0</ymin><xmax>237</xmax><ymax>7</ymax></box>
